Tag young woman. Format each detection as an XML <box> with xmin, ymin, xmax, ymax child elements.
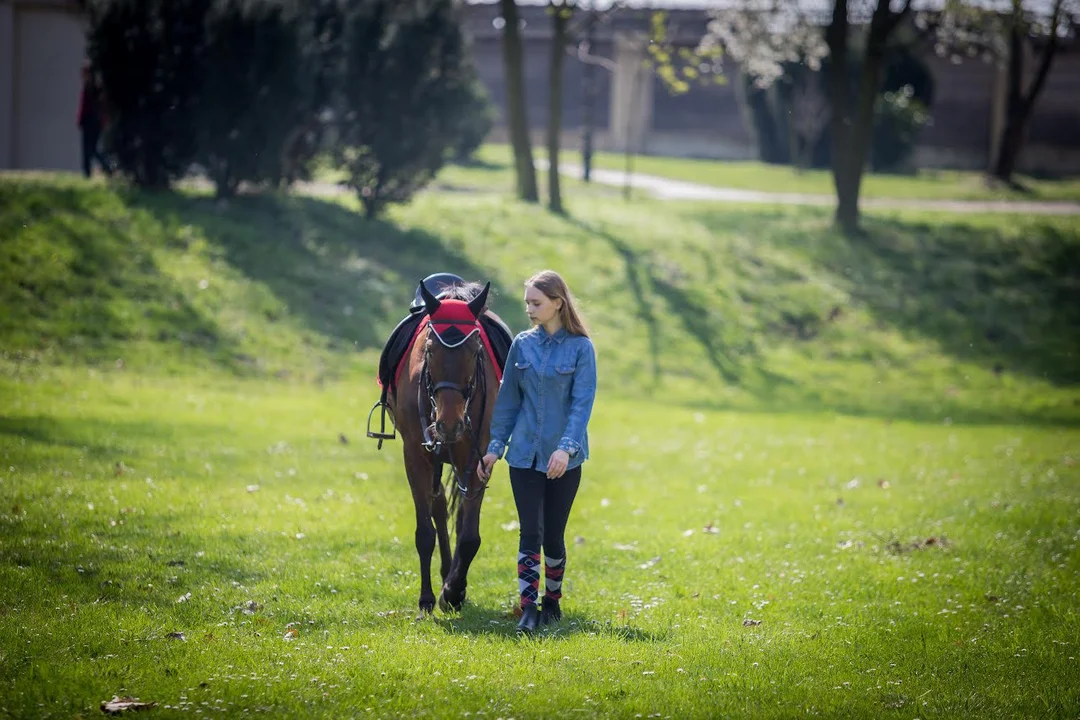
<box><xmin>477</xmin><ymin>270</ymin><xmax>598</xmax><ymax>633</ymax></box>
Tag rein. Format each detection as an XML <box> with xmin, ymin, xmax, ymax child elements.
<box><xmin>418</xmin><ymin>325</ymin><xmax>490</xmax><ymax>502</ymax></box>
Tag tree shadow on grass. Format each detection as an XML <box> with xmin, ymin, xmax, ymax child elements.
<box><xmin>690</xmin><ymin>207</ymin><xmax>1080</xmax><ymax>388</ymax></box>
<box><xmin>565</xmin><ymin>215</ymin><xmax>794</xmax><ymax>395</ymax></box>
<box><xmin>122</xmin><ymin>190</ymin><xmax>521</xmax><ymax>358</ymax></box>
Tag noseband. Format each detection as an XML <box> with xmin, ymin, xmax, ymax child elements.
<box><xmin>419</xmin><ymin>324</ymin><xmax>489</xmax><ymax>501</ymax></box>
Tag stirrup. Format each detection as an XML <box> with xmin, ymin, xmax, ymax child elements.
<box><xmin>366</xmin><ymin>401</ymin><xmax>397</xmax><ymax>449</ymax></box>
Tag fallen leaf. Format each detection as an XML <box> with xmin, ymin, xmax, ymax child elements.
<box><xmin>165</xmin><ymin>632</ymin><xmax>185</xmax><ymax>641</ymax></box>
<box><xmin>743</xmin><ymin>619</ymin><xmax>762</xmax><ymax>627</ymax></box>
<box><xmin>877</xmin><ymin>479</ymin><xmax>890</xmax><ymax>489</ymax></box>
<box><xmin>100</xmin><ymin>696</ymin><xmax>156</xmax><ymax>714</ymax></box>
<box><xmin>283</xmin><ymin>628</ymin><xmax>299</xmax><ymax>641</ymax></box>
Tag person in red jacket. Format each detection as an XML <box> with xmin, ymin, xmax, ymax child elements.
<box><xmin>77</xmin><ymin>62</ymin><xmax>110</xmax><ymax>178</ymax></box>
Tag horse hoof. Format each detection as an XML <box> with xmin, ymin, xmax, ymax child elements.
<box><xmin>438</xmin><ymin>589</ymin><xmax>465</xmax><ymax>613</ymax></box>
<box><xmin>419</xmin><ymin>597</ymin><xmax>436</xmax><ymax>615</ymax></box>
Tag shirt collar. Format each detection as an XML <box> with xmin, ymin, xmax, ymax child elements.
<box><xmin>538</xmin><ymin>326</ymin><xmax>568</xmax><ymax>344</ymax></box>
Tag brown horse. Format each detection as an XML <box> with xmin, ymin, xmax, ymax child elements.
<box><xmin>388</xmin><ymin>281</ymin><xmax>500</xmax><ymax>613</ymax></box>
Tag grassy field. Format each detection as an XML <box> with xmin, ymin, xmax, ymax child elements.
<box><xmin>478</xmin><ymin>145</ymin><xmax>1080</xmax><ymax>203</ymax></box>
<box><xmin>2</xmin><ymin>164</ymin><xmax>1079</xmax><ymax>717</ymax></box>
<box><xmin>319</xmin><ymin>145</ymin><xmax>1080</xmax><ymax>205</ymax></box>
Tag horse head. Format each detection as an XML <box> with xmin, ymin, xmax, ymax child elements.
<box><xmin>420</xmin><ymin>281</ymin><xmax>490</xmax><ymax>444</ymax></box>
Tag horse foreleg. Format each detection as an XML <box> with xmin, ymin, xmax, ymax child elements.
<box><xmin>439</xmin><ymin>496</ymin><xmax>484</xmax><ymax>612</ymax></box>
<box><xmin>405</xmin><ymin>452</ymin><xmax>438</xmax><ymax>614</ymax></box>
<box><xmin>431</xmin><ymin>473</ymin><xmax>453</xmax><ymax>584</ymax></box>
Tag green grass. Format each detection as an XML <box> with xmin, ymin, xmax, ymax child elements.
<box><xmin>486</xmin><ymin>144</ymin><xmax>1080</xmax><ymax>203</ymax></box>
<box><xmin>2</xmin><ymin>369</ymin><xmax>1078</xmax><ymax>718</ymax></box>
<box><xmin>2</xmin><ymin>166</ymin><xmax>1080</xmax><ymax>717</ymax></box>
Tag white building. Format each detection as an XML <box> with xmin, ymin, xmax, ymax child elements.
<box><xmin>0</xmin><ymin>0</ymin><xmax>87</xmax><ymax>172</ymax></box>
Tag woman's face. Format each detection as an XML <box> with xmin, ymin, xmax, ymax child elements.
<box><xmin>525</xmin><ymin>285</ymin><xmax>562</xmax><ymax>327</ymax></box>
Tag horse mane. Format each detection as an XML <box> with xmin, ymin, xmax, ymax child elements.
<box><xmin>438</xmin><ymin>281</ymin><xmax>488</xmax><ymax>310</ymax></box>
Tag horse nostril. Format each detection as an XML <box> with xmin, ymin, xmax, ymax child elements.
<box><xmin>435</xmin><ymin>420</ymin><xmax>447</xmax><ymax>438</ymax></box>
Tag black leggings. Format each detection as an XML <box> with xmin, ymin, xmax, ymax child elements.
<box><xmin>509</xmin><ymin>464</ymin><xmax>581</xmax><ymax>558</ymax></box>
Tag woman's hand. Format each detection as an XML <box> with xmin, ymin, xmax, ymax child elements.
<box><xmin>477</xmin><ymin>453</ymin><xmax>498</xmax><ymax>480</ymax></box>
<box><xmin>546</xmin><ymin>450</ymin><xmax>570</xmax><ymax>479</ymax></box>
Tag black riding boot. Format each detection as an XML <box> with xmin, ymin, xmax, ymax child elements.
<box><xmin>540</xmin><ymin>597</ymin><xmax>562</xmax><ymax>626</ymax></box>
<box><xmin>516</xmin><ymin>604</ymin><xmax>539</xmax><ymax>634</ymax></box>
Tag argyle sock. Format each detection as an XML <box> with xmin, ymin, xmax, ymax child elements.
<box><xmin>544</xmin><ymin>555</ymin><xmax>565</xmax><ymax>601</ymax></box>
<box><xmin>518</xmin><ymin>552</ymin><xmax>541</xmax><ymax>608</ymax></box>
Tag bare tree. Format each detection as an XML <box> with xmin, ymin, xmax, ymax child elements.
<box><xmin>547</xmin><ymin>1</ymin><xmax>575</xmax><ymax>213</ymax></box>
<box><xmin>827</xmin><ymin>0</ymin><xmax>915</xmax><ymax>235</ymax></box>
<box><xmin>932</xmin><ymin>0</ymin><xmax>1077</xmax><ymax>184</ymax></box>
<box><xmin>570</xmin><ymin>9</ymin><xmax>722</xmax><ymax>198</ymax></box>
<box><xmin>499</xmin><ymin>0</ymin><xmax>539</xmax><ymax>202</ymax></box>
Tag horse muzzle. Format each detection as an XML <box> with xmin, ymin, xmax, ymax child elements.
<box><xmin>434</xmin><ymin>418</ymin><xmax>465</xmax><ymax>443</ymax></box>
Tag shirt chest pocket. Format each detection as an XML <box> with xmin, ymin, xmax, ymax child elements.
<box><xmin>514</xmin><ymin>361</ymin><xmax>532</xmax><ymax>391</ymax></box>
<box><xmin>553</xmin><ymin>364</ymin><xmax>575</xmax><ymax>389</ymax></box>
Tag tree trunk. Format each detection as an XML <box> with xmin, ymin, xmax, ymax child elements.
<box><xmin>992</xmin><ymin>0</ymin><xmax>1061</xmax><ymax>183</ymax></box>
<box><xmin>827</xmin><ymin>0</ymin><xmax>911</xmax><ymax>235</ymax></box>
<box><xmin>581</xmin><ymin>7</ymin><xmax>596</xmax><ymax>183</ymax></box>
<box><xmin>548</xmin><ymin>3</ymin><xmax>570</xmax><ymax>214</ymax></box>
<box><xmin>826</xmin><ymin>0</ymin><xmax>856</xmax><ymax>232</ymax></box>
<box><xmin>838</xmin><ymin>40</ymin><xmax>888</xmax><ymax>232</ymax></box>
<box><xmin>499</xmin><ymin>0</ymin><xmax>538</xmax><ymax>203</ymax></box>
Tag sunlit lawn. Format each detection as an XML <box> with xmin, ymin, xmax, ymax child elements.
<box><xmin>2</xmin><ymin>166</ymin><xmax>1079</xmax><ymax>717</ymax></box>
<box><xmin>456</xmin><ymin>144</ymin><xmax>1080</xmax><ymax>203</ymax></box>
<box><xmin>1</xmin><ymin>368</ymin><xmax>1078</xmax><ymax>718</ymax></box>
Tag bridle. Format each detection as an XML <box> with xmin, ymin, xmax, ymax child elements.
<box><xmin>419</xmin><ymin>321</ymin><xmax>490</xmax><ymax>502</ymax></box>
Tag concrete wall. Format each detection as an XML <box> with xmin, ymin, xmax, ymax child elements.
<box><xmin>0</xmin><ymin>0</ymin><xmax>86</xmax><ymax>172</ymax></box>
<box><xmin>470</xmin><ymin>4</ymin><xmax>1080</xmax><ymax>175</ymax></box>
<box><xmin>0</xmin><ymin>3</ymin><xmax>15</xmax><ymax>171</ymax></box>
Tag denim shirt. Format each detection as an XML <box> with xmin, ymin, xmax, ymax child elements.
<box><xmin>486</xmin><ymin>326</ymin><xmax>598</xmax><ymax>471</ymax></box>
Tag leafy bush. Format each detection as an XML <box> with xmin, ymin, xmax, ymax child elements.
<box><xmin>195</xmin><ymin>0</ymin><xmax>308</xmax><ymax>197</ymax></box>
<box><xmin>333</xmin><ymin>0</ymin><xmax>479</xmax><ymax>217</ymax></box>
<box><xmin>86</xmin><ymin>0</ymin><xmax>211</xmax><ymax>189</ymax></box>
<box><xmin>872</xmin><ymin>84</ymin><xmax>932</xmax><ymax>173</ymax></box>
<box><xmin>452</xmin><ymin>76</ymin><xmax>497</xmax><ymax>164</ymax></box>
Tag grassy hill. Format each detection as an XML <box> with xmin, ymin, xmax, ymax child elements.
<box><xmin>2</xmin><ymin>164</ymin><xmax>1078</xmax><ymax>423</ymax></box>
<box><xmin>2</xmin><ymin>163</ymin><xmax>1080</xmax><ymax>718</ymax></box>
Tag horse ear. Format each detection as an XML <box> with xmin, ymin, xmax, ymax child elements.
<box><xmin>420</xmin><ymin>278</ymin><xmax>441</xmax><ymax>315</ymax></box>
<box><xmin>467</xmin><ymin>282</ymin><xmax>491</xmax><ymax>319</ymax></box>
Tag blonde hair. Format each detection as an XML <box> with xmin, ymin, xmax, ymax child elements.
<box><xmin>526</xmin><ymin>270</ymin><xmax>589</xmax><ymax>337</ymax></box>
